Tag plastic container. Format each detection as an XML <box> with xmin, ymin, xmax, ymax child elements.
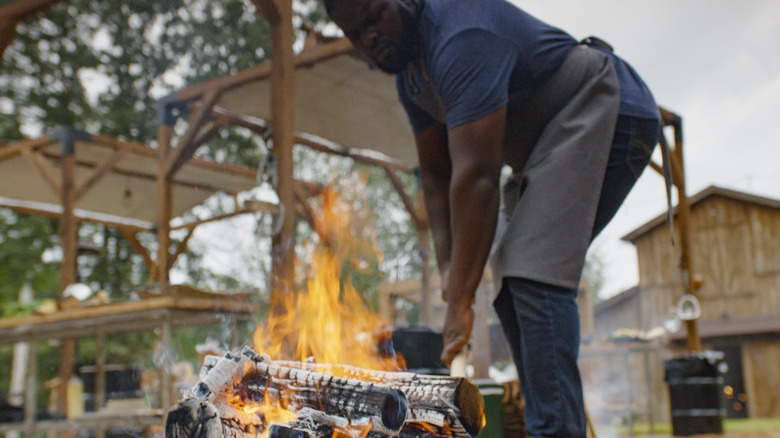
<box><xmin>474</xmin><ymin>379</ymin><xmax>504</xmax><ymax>438</ymax></box>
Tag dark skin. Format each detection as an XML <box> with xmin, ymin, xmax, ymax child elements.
<box><xmin>330</xmin><ymin>0</ymin><xmax>505</xmax><ymax>366</ymax></box>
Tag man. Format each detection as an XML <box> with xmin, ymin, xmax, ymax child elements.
<box><xmin>326</xmin><ymin>0</ymin><xmax>660</xmax><ymax>435</ymax></box>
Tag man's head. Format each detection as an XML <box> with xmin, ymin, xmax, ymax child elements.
<box><xmin>325</xmin><ymin>0</ymin><xmax>422</xmax><ymax>74</ymax></box>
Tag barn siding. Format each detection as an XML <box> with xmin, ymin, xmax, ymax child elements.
<box><xmin>742</xmin><ymin>339</ymin><xmax>780</xmax><ymax>418</ymax></box>
<box><xmin>592</xmin><ymin>189</ymin><xmax>780</xmax><ymax>420</ymax></box>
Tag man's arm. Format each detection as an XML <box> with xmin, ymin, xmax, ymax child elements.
<box><xmin>415</xmin><ymin>122</ymin><xmax>453</xmax><ymax>280</ymax></box>
<box><xmin>440</xmin><ymin>106</ymin><xmax>505</xmax><ymax>366</ymax></box>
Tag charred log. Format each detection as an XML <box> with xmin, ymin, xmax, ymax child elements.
<box><xmin>272</xmin><ymin>360</ymin><xmax>483</xmax><ymax>436</ymax></box>
<box><xmin>166</xmin><ymin>347</ymin><xmax>484</xmax><ymax>438</ymax></box>
<box><xmin>166</xmin><ymin>398</ymin><xmax>223</xmax><ymax>438</ymax></box>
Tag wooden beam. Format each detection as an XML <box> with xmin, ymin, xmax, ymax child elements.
<box><xmin>168</xmin><ymin>227</ymin><xmax>196</xmax><ymax>271</ymax></box>
<box><xmin>1</xmin><ymin>201</ymin><xmax>151</xmax><ymax>233</ymax></box>
<box><xmin>0</xmin><ymin>136</ymin><xmax>55</xmax><ymax>161</ymax></box>
<box><xmin>0</xmin><ymin>17</ymin><xmax>18</xmax><ymax>66</ymax></box>
<box><xmin>156</xmin><ymin>123</ymin><xmax>173</xmax><ymax>286</ymax></box>
<box><xmin>658</xmin><ymin>128</ymin><xmax>684</xmax><ymax>189</ymax></box>
<box><xmin>0</xmin><ymin>0</ymin><xmax>67</xmax><ymax>63</ymax></box>
<box><xmin>0</xmin><ymin>0</ymin><xmax>67</xmax><ymax>21</ymax></box>
<box><xmin>57</xmin><ymin>143</ymin><xmax>77</xmax><ymax>417</ymax></box>
<box><xmin>416</xmin><ymin>225</ymin><xmax>431</xmax><ymax>325</ymax></box>
<box><xmin>218</xmin><ymin>111</ymin><xmax>413</xmax><ymax>174</ymax></box>
<box><xmin>74</xmin><ymin>148</ymin><xmax>128</xmax><ymax>201</ymax></box>
<box><xmin>648</xmin><ymin>159</ymin><xmax>663</xmax><ymax>176</ymax></box>
<box><xmin>165</xmin><ymin>90</ymin><xmax>221</xmax><ymax>178</ymax></box>
<box><xmin>296</xmin><ymin>133</ymin><xmax>413</xmax><ymax>174</ymax></box>
<box><xmin>20</xmin><ymin>147</ymin><xmax>61</xmax><ymax>195</ymax></box>
<box><xmin>88</xmin><ymin>132</ymin><xmax>257</xmax><ymax>179</ymax></box>
<box><xmin>294</xmin><ymin>185</ymin><xmax>319</xmax><ymax>238</ymax></box>
<box><xmin>119</xmin><ymin>227</ymin><xmax>156</xmax><ymax>275</ymax></box>
<box><xmin>169</xmin><ymin>207</ymin><xmax>270</xmax><ymax>231</ymax></box>
<box><xmin>269</xmin><ymin>0</ymin><xmax>296</xmax><ymax>306</ymax></box>
<box><xmin>251</xmin><ymin>0</ymin><xmax>281</xmax><ymax>25</ymax></box>
<box><xmin>191</xmin><ymin>118</ymin><xmax>226</xmax><ymax>150</ymax></box>
<box><xmin>383</xmin><ymin>165</ymin><xmax>427</xmax><ymax>228</ymax></box>
<box><xmin>175</xmin><ymin>38</ymin><xmax>353</xmax><ymax>103</ymax></box>
<box><xmin>664</xmin><ymin>114</ymin><xmax>702</xmax><ymax>353</ymax></box>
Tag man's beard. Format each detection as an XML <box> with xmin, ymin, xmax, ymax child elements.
<box><xmin>372</xmin><ymin>2</ymin><xmax>420</xmax><ymax>74</ymax></box>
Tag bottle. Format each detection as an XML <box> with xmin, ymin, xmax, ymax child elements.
<box><xmin>66</xmin><ymin>375</ymin><xmax>84</xmax><ymax>419</ymax></box>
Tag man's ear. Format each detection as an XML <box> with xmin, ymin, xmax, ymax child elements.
<box><xmin>398</xmin><ymin>0</ymin><xmax>424</xmax><ymax>15</ymax></box>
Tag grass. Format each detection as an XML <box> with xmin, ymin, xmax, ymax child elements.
<box><xmin>723</xmin><ymin>417</ymin><xmax>780</xmax><ymax>433</ymax></box>
<box><xmin>612</xmin><ymin>417</ymin><xmax>780</xmax><ymax>436</ymax></box>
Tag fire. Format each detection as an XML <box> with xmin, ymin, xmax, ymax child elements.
<box><xmin>254</xmin><ymin>178</ymin><xmax>401</xmax><ymax>371</ymax></box>
<box><xmin>248</xmin><ymin>176</ymin><xmax>403</xmax><ymax>434</ymax></box>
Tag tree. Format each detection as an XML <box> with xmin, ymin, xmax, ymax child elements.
<box><xmin>0</xmin><ymin>0</ymin><xmax>288</xmax><ymax>399</ymax></box>
<box><xmin>583</xmin><ymin>245</ymin><xmax>607</xmax><ymax>303</ymax></box>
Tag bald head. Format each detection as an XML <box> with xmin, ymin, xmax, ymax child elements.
<box><xmin>326</xmin><ymin>0</ymin><xmax>422</xmax><ymax>74</ymax></box>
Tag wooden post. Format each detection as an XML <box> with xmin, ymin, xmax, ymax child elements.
<box><xmin>670</xmin><ymin>122</ymin><xmax>702</xmax><ymax>352</ymax></box>
<box><xmin>417</xmin><ymin>227</ymin><xmax>431</xmax><ymax>325</ymax></box>
<box><xmin>654</xmin><ymin>109</ymin><xmax>702</xmax><ymax>353</ymax></box>
<box><xmin>269</xmin><ymin>0</ymin><xmax>296</xmax><ymax>309</ymax></box>
<box><xmin>95</xmin><ymin>332</ymin><xmax>106</xmax><ymax>410</ymax></box>
<box><xmin>160</xmin><ymin>320</ymin><xmax>173</xmax><ymax>413</ymax></box>
<box><xmin>57</xmin><ymin>135</ymin><xmax>77</xmax><ymax>417</ymax></box>
<box><xmin>95</xmin><ymin>332</ymin><xmax>106</xmax><ymax>438</ymax></box>
<box><xmin>384</xmin><ymin>167</ymin><xmax>432</xmax><ymax>325</ymax></box>
<box><xmin>23</xmin><ymin>342</ymin><xmax>36</xmax><ymax>438</ymax></box>
<box><xmin>156</xmin><ymin>121</ymin><xmax>174</xmax><ymax>287</ymax></box>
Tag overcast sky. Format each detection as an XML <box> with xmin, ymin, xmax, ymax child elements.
<box><xmin>177</xmin><ymin>1</ymin><xmax>780</xmax><ymax>298</ymax></box>
<box><xmin>509</xmin><ymin>0</ymin><xmax>780</xmax><ymax>297</ymax></box>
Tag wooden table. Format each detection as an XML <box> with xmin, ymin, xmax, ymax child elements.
<box><xmin>0</xmin><ymin>294</ymin><xmax>258</xmax><ymax>437</ymax></box>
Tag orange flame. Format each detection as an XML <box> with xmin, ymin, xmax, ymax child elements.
<box><xmin>253</xmin><ymin>176</ymin><xmax>403</xmax><ymax>372</ymax></box>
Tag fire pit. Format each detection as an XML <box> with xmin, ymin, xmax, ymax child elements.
<box><xmin>165</xmin><ymin>186</ymin><xmax>484</xmax><ymax>438</ymax></box>
<box><xmin>165</xmin><ymin>347</ymin><xmax>484</xmax><ymax>438</ymax></box>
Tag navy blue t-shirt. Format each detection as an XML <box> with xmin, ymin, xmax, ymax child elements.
<box><xmin>397</xmin><ymin>0</ymin><xmax>659</xmax><ymax>133</ymax></box>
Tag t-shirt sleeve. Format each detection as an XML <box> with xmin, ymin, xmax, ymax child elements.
<box><xmin>431</xmin><ymin>28</ymin><xmax>518</xmax><ymax>128</ymax></box>
<box><xmin>396</xmin><ymin>74</ymin><xmax>438</xmax><ymax>134</ymax></box>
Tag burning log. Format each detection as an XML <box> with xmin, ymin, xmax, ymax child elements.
<box><xmin>166</xmin><ymin>347</ymin><xmax>484</xmax><ymax>438</ymax></box>
<box><xmin>271</xmin><ymin>360</ymin><xmax>483</xmax><ymax>436</ymax></box>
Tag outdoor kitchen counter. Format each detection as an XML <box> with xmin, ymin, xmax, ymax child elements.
<box><xmin>0</xmin><ymin>292</ymin><xmax>259</xmax><ymax>438</ymax></box>
<box><xmin>0</xmin><ymin>294</ymin><xmax>257</xmax><ymax>344</ymax></box>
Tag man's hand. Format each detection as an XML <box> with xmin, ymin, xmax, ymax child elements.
<box><xmin>440</xmin><ymin>298</ymin><xmax>475</xmax><ymax>367</ymax></box>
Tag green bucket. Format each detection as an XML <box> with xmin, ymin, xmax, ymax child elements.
<box><xmin>474</xmin><ymin>379</ymin><xmax>504</xmax><ymax>438</ymax></box>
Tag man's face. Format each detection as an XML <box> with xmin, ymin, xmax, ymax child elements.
<box><xmin>329</xmin><ymin>0</ymin><xmax>419</xmax><ymax>74</ymax></box>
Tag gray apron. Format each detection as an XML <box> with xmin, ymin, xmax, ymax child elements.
<box><xmin>405</xmin><ymin>44</ymin><xmax>621</xmax><ymax>294</ymax></box>
<box><xmin>490</xmin><ymin>45</ymin><xmax>620</xmax><ymax>292</ymax></box>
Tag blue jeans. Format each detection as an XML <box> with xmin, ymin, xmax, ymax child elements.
<box><xmin>495</xmin><ymin>115</ymin><xmax>659</xmax><ymax>437</ymax></box>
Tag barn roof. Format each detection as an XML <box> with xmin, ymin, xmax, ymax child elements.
<box><xmin>593</xmin><ymin>285</ymin><xmax>641</xmax><ymax>316</ymax></box>
<box><xmin>622</xmin><ymin>185</ymin><xmax>780</xmax><ymax>243</ymax></box>
<box><xmin>667</xmin><ymin>313</ymin><xmax>780</xmax><ymax>340</ymax></box>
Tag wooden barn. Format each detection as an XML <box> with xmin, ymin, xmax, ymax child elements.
<box><xmin>586</xmin><ymin>185</ymin><xmax>780</xmax><ymax>424</ymax></box>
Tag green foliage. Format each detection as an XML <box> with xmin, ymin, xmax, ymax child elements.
<box><xmin>0</xmin><ymin>212</ymin><xmax>61</xmax><ymax>309</ymax></box>
<box><xmin>583</xmin><ymin>245</ymin><xmax>607</xmax><ymax>302</ymax></box>
<box><xmin>0</xmin><ymin>0</ymin><xmax>289</xmax><ymax>389</ymax></box>
<box><xmin>0</xmin><ymin>0</ymin><xmax>420</xmax><ymax>391</ymax></box>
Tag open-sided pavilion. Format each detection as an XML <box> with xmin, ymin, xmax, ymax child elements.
<box><xmin>1</xmin><ymin>0</ymin><xmax>704</xmax><ymax>432</ymax></box>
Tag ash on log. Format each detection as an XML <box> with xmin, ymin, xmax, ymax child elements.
<box><xmin>165</xmin><ymin>347</ymin><xmax>484</xmax><ymax>438</ymax></box>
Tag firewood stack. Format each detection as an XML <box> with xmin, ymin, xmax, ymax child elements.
<box><xmin>165</xmin><ymin>347</ymin><xmax>484</xmax><ymax>438</ymax></box>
